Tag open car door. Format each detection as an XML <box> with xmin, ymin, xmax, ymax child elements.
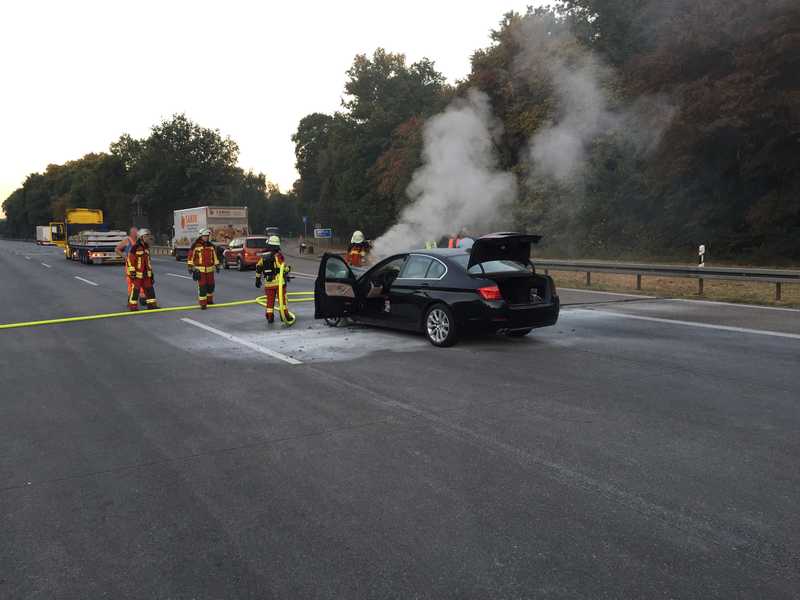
<box><xmin>467</xmin><ymin>232</ymin><xmax>542</xmax><ymax>269</ymax></box>
<box><xmin>314</xmin><ymin>253</ymin><xmax>359</xmax><ymax>319</ymax></box>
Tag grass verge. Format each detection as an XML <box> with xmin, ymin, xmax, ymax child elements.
<box><xmin>547</xmin><ymin>270</ymin><xmax>800</xmax><ymax>308</ymax></box>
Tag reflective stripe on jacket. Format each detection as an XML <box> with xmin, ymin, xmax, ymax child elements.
<box><xmin>126</xmin><ymin>242</ymin><xmax>153</xmax><ymax>279</ymax></box>
<box><xmin>188</xmin><ymin>240</ymin><xmax>219</xmax><ymax>271</ymax></box>
<box><xmin>256</xmin><ymin>251</ymin><xmax>288</xmax><ymax>287</ymax></box>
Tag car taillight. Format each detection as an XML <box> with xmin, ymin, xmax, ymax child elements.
<box><xmin>477</xmin><ymin>285</ymin><xmax>503</xmax><ymax>301</ymax></box>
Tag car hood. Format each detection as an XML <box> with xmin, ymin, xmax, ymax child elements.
<box><xmin>467</xmin><ymin>232</ymin><xmax>541</xmax><ymax>269</ymax></box>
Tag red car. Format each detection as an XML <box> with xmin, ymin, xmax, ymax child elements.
<box><xmin>223</xmin><ymin>236</ymin><xmax>268</xmax><ymax>270</ymax></box>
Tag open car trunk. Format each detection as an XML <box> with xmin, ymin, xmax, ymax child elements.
<box><xmin>467</xmin><ymin>232</ymin><xmax>541</xmax><ymax>270</ymax></box>
<box><xmin>494</xmin><ymin>274</ymin><xmax>552</xmax><ymax>306</ymax></box>
<box><xmin>468</xmin><ymin>232</ymin><xmax>551</xmax><ymax>305</ymax></box>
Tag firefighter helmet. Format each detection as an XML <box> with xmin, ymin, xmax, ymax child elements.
<box><xmin>199</xmin><ymin>228</ymin><xmax>211</xmax><ymax>237</ymax></box>
<box><xmin>267</xmin><ymin>235</ymin><xmax>281</xmax><ymax>247</ymax></box>
<box><xmin>351</xmin><ymin>230</ymin><xmax>365</xmax><ymax>244</ymax></box>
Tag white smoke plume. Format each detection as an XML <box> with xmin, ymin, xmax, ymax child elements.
<box><xmin>370</xmin><ymin>89</ymin><xmax>517</xmax><ymax>257</ymax></box>
<box><xmin>514</xmin><ymin>17</ymin><xmax>675</xmax><ymax>183</ymax></box>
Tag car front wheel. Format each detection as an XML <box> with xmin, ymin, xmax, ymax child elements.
<box><xmin>223</xmin><ymin>257</ymin><xmax>230</xmax><ymax>269</ymax></box>
<box><xmin>237</xmin><ymin>258</ymin><xmax>245</xmax><ymax>271</ymax></box>
<box><xmin>424</xmin><ymin>304</ymin><xmax>458</xmax><ymax>347</ymax></box>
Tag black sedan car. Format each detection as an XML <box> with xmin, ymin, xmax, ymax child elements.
<box><xmin>314</xmin><ymin>232</ymin><xmax>559</xmax><ymax>347</ymax></box>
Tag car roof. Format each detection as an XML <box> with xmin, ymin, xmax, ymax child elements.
<box><xmin>408</xmin><ymin>248</ymin><xmax>469</xmax><ymax>257</ymax></box>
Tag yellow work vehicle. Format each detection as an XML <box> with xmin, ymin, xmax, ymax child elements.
<box><xmin>50</xmin><ymin>208</ymin><xmax>127</xmax><ymax>264</ymax></box>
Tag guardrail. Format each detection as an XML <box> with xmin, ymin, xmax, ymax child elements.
<box><xmin>535</xmin><ymin>259</ymin><xmax>800</xmax><ymax>301</ymax></box>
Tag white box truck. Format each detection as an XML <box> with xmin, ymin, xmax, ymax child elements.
<box><xmin>172</xmin><ymin>206</ymin><xmax>249</xmax><ymax>261</ymax></box>
<box><xmin>35</xmin><ymin>225</ymin><xmax>53</xmax><ymax>245</ymax></box>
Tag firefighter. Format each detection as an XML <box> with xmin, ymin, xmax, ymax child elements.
<box><xmin>116</xmin><ymin>226</ymin><xmax>139</xmax><ymax>304</ymax></box>
<box><xmin>255</xmin><ymin>235</ymin><xmax>294</xmax><ymax>325</ymax></box>
<box><xmin>346</xmin><ymin>230</ymin><xmax>370</xmax><ymax>267</ymax></box>
<box><xmin>126</xmin><ymin>233</ymin><xmax>157</xmax><ymax>311</ymax></box>
<box><xmin>187</xmin><ymin>228</ymin><xmax>220</xmax><ymax>309</ymax></box>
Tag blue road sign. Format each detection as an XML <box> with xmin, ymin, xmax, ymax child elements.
<box><xmin>314</xmin><ymin>228</ymin><xmax>332</xmax><ymax>239</ymax></box>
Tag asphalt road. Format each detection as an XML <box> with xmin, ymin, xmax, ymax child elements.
<box><xmin>1</xmin><ymin>239</ymin><xmax>799</xmax><ymax>599</ymax></box>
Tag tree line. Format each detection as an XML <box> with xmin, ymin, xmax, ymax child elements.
<box><xmin>4</xmin><ymin>1</ymin><xmax>799</xmax><ymax>261</ymax></box>
<box><xmin>292</xmin><ymin>1</ymin><xmax>800</xmax><ymax>261</ymax></box>
<box><xmin>1</xmin><ymin>115</ymin><xmax>298</xmax><ymax>241</ymax></box>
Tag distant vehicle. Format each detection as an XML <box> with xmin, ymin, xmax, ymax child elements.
<box><xmin>172</xmin><ymin>206</ymin><xmax>249</xmax><ymax>261</ymax></box>
<box><xmin>49</xmin><ymin>208</ymin><xmax>126</xmax><ymax>265</ymax></box>
<box><xmin>35</xmin><ymin>225</ymin><xmax>53</xmax><ymax>245</ymax></box>
<box><xmin>264</xmin><ymin>226</ymin><xmax>280</xmax><ymax>237</ymax></box>
<box><xmin>314</xmin><ymin>232</ymin><xmax>559</xmax><ymax>347</ymax></box>
<box><xmin>223</xmin><ymin>235</ymin><xmax>268</xmax><ymax>270</ymax></box>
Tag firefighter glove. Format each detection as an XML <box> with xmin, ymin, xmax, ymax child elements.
<box><xmin>255</xmin><ymin>277</ymin><xmax>261</xmax><ymax>288</ymax></box>
<box><xmin>192</xmin><ymin>270</ymin><xmax>200</xmax><ymax>281</ymax></box>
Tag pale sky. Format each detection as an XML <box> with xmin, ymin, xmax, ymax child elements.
<box><xmin>0</xmin><ymin>1</ymin><xmax>542</xmax><ymax>209</ymax></box>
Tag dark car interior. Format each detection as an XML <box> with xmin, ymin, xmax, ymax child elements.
<box><xmin>359</xmin><ymin>256</ymin><xmax>405</xmax><ymax>299</ymax></box>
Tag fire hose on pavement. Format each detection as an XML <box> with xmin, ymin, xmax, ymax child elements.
<box><xmin>0</xmin><ymin>291</ymin><xmax>315</xmax><ymax>331</ymax></box>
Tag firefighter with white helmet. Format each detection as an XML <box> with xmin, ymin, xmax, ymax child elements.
<box><xmin>346</xmin><ymin>230</ymin><xmax>370</xmax><ymax>267</ymax></box>
<box><xmin>255</xmin><ymin>235</ymin><xmax>294</xmax><ymax>325</ymax></box>
<box><xmin>187</xmin><ymin>227</ymin><xmax>220</xmax><ymax>309</ymax></box>
<box><xmin>126</xmin><ymin>233</ymin><xmax>158</xmax><ymax>311</ymax></box>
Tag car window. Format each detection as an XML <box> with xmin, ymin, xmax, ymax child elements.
<box><xmin>467</xmin><ymin>260</ymin><xmax>531</xmax><ymax>274</ymax></box>
<box><xmin>426</xmin><ymin>260</ymin><xmax>446</xmax><ymax>279</ymax></box>
<box><xmin>246</xmin><ymin>238</ymin><xmax>267</xmax><ymax>248</ymax></box>
<box><xmin>370</xmin><ymin>256</ymin><xmax>406</xmax><ymax>280</ymax></box>
<box><xmin>325</xmin><ymin>257</ymin><xmax>351</xmax><ymax>279</ymax></box>
<box><xmin>400</xmin><ymin>255</ymin><xmax>433</xmax><ymax>278</ymax></box>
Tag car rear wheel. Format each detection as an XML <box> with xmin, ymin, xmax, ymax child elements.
<box><xmin>424</xmin><ymin>304</ymin><xmax>458</xmax><ymax>347</ymax></box>
<box><xmin>506</xmin><ymin>328</ymin><xmax>533</xmax><ymax>337</ymax></box>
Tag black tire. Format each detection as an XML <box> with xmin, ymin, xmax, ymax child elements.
<box><xmin>223</xmin><ymin>259</ymin><xmax>229</xmax><ymax>270</ymax></box>
<box><xmin>237</xmin><ymin>258</ymin><xmax>245</xmax><ymax>271</ymax></box>
<box><xmin>506</xmin><ymin>328</ymin><xmax>533</xmax><ymax>338</ymax></box>
<box><xmin>324</xmin><ymin>317</ymin><xmax>342</xmax><ymax>327</ymax></box>
<box><xmin>423</xmin><ymin>304</ymin><xmax>458</xmax><ymax>347</ymax></box>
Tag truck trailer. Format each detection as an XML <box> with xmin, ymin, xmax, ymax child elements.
<box><xmin>35</xmin><ymin>225</ymin><xmax>53</xmax><ymax>245</ymax></box>
<box><xmin>50</xmin><ymin>208</ymin><xmax>127</xmax><ymax>265</ymax></box>
<box><xmin>172</xmin><ymin>206</ymin><xmax>249</xmax><ymax>261</ymax></box>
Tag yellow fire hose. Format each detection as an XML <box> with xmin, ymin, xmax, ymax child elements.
<box><xmin>0</xmin><ymin>291</ymin><xmax>315</xmax><ymax>331</ymax></box>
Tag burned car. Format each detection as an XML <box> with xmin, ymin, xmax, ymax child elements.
<box><xmin>314</xmin><ymin>232</ymin><xmax>559</xmax><ymax>347</ymax></box>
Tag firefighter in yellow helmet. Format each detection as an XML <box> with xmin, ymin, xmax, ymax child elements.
<box><xmin>187</xmin><ymin>228</ymin><xmax>220</xmax><ymax>309</ymax></box>
<box><xmin>255</xmin><ymin>235</ymin><xmax>294</xmax><ymax>325</ymax></box>
<box><xmin>346</xmin><ymin>230</ymin><xmax>370</xmax><ymax>267</ymax></box>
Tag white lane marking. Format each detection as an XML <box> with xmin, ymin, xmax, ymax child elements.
<box><xmin>573</xmin><ymin>308</ymin><xmax>800</xmax><ymax>340</ymax></box>
<box><xmin>167</xmin><ymin>272</ymin><xmax>194</xmax><ymax>280</ymax></box>
<box><xmin>290</xmin><ymin>273</ymin><xmax>316</xmax><ymax>280</ymax></box>
<box><xmin>559</xmin><ymin>287</ymin><xmax>655</xmax><ymax>299</ymax></box>
<box><xmin>41</xmin><ymin>263</ymin><xmax>51</xmax><ymax>268</ymax></box>
<box><xmin>670</xmin><ymin>298</ymin><xmax>800</xmax><ymax>313</ymax></box>
<box><xmin>25</xmin><ymin>256</ymin><xmax>31</xmax><ymax>260</ymax></box>
<box><xmin>292</xmin><ymin>271</ymin><xmax>317</xmax><ymax>278</ymax></box>
<box><xmin>181</xmin><ymin>318</ymin><xmax>302</xmax><ymax>365</ymax></box>
<box><xmin>74</xmin><ymin>276</ymin><xmax>99</xmax><ymax>287</ymax></box>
